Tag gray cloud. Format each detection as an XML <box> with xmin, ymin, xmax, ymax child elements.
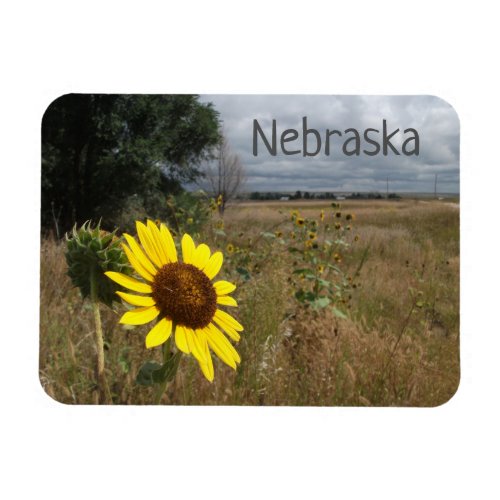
<box><xmin>198</xmin><ymin>95</ymin><xmax>459</xmax><ymax>193</ymax></box>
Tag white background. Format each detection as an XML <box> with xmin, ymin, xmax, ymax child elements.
<box><xmin>1</xmin><ymin>1</ymin><xmax>498</xmax><ymax>499</ymax></box>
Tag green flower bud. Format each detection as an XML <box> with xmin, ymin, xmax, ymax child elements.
<box><xmin>65</xmin><ymin>221</ymin><xmax>131</xmax><ymax>307</ymax></box>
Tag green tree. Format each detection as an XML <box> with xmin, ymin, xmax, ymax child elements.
<box><xmin>42</xmin><ymin>94</ymin><xmax>220</xmax><ymax>234</ymax></box>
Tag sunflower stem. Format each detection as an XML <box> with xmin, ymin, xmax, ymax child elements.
<box><xmin>90</xmin><ymin>268</ymin><xmax>112</xmax><ymax>404</ymax></box>
<box><xmin>154</xmin><ymin>323</ymin><xmax>179</xmax><ymax>405</ymax></box>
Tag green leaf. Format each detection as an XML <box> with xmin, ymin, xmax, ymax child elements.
<box><xmin>152</xmin><ymin>352</ymin><xmax>182</xmax><ymax>384</ymax></box>
<box><xmin>135</xmin><ymin>361</ymin><xmax>162</xmax><ymax>386</ymax></box>
<box><xmin>332</xmin><ymin>307</ymin><xmax>348</xmax><ymax>319</ymax></box>
<box><xmin>261</xmin><ymin>232</ymin><xmax>276</xmax><ymax>239</ymax></box>
<box><xmin>292</xmin><ymin>268</ymin><xmax>311</xmax><ymax>275</ymax></box>
<box><xmin>312</xmin><ymin>297</ymin><xmax>331</xmax><ymax>309</ymax></box>
<box><xmin>236</xmin><ymin>267</ymin><xmax>251</xmax><ymax>281</ymax></box>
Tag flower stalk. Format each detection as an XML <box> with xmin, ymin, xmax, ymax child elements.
<box><xmin>90</xmin><ymin>268</ymin><xmax>112</xmax><ymax>404</ymax></box>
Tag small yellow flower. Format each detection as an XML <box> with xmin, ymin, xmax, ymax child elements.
<box><xmin>354</xmin><ymin>235</ymin><xmax>360</xmax><ymax>242</ymax></box>
<box><xmin>308</xmin><ymin>231</ymin><xmax>317</xmax><ymax>240</ymax></box>
<box><xmin>335</xmin><ymin>222</ymin><xmax>341</xmax><ymax>230</ymax></box>
<box><xmin>305</xmin><ymin>240</ymin><xmax>313</xmax><ymax>249</ymax></box>
<box><xmin>290</xmin><ymin>210</ymin><xmax>299</xmax><ymax>220</ymax></box>
<box><xmin>320</xmin><ymin>210</ymin><xmax>325</xmax><ymax>221</ymax></box>
<box><xmin>334</xmin><ymin>253</ymin><xmax>342</xmax><ymax>263</ymax></box>
<box><xmin>335</xmin><ymin>212</ymin><xmax>342</xmax><ymax>218</ymax></box>
<box><xmin>105</xmin><ymin>220</ymin><xmax>242</xmax><ymax>382</ymax></box>
<box><xmin>317</xmin><ymin>264</ymin><xmax>324</xmax><ymax>274</ymax></box>
<box><xmin>346</xmin><ymin>213</ymin><xmax>355</xmax><ymax>221</ymax></box>
<box><xmin>346</xmin><ymin>225</ymin><xmax>352</xmax><ymax>231</ymax></box>
<box><xmin>290</xmin><ymin>231</ymin><xmax>296</xmax><ymax>240</ymax></box>
<box><xmin>216</xmin><ymin>194</ymin><xmax>223</xmax><ymax>206</ymax></box>
<box><xmin>275</xmin><ymin>231</ymin><xmax>283</xmax><ymax>238</ymax></box>
<box><xmin>187</xmin><ymin>217</ymin><xmax>194</xmax><ymax>225</ymax></box>
<box><xmin>226</xmin><ymin>243</ymin><xmax>235</xmax><ymax>254</ymax></box>
<box><xmin>296</xmin><ymin>218</ymin><xmax>305</xmax><ymax>226</ymax></box>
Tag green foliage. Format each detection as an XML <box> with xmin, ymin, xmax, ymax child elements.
<box><xmin>164</xmin><ymin>190</ymin><xmax>212</xmax><ymax>238</ymax></box>
<box><xmin>65</xmin><ymin>220</ymin><xmax>130</xmax><ymax>307</ymax></box>
<box><xmin>42</xmin><ymin>94</ymin><xmax>221</xmax><ymax>234</ymax></box>
<box><xmin>286</xmin><ymin>208</ymin><xmax>360</xmax><ymax>317</ymax></box>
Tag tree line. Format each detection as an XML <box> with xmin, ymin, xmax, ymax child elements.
<box><xmin>42</xmin><ymin>94</ymin><xmax>221</xmax><ymax>235</ymax></box>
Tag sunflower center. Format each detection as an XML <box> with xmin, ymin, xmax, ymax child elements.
<box><xmin>151</xmin><ymin>262</ymin><xmax>217</xmax><ymax>329</ymax></box>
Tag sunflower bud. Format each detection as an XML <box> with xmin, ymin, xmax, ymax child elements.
<box><xmin>65</xmin><ymin>221</ymin><xmax>130</xmax><ymax>307</ymax></box>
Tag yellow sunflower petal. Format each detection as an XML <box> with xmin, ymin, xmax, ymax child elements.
<box><xmin>136</xmin><ymin>221</ymin><xmax>163</xmax><ymax>268</ymax></box>
<box><xmin>212</xmin><ymin>310</ymin><xmax>242</xmax><ymax>342</ymax></box>
<box><xmin>123</xmin><ymin>233</ymin><xmax>157</xmax><ymax>275</ymax></box>
<box><xmin>116</xmin><ymin>291</ymin><xmax>156</xmax><ymax>307</ymax></box>
<box><xmin>214</xmin><ymin>280</ymin><xmax>236</xmax><ymax>296</ymax></box>
<box><xmin>186</xmin><ymin>327</ymin><xmax>206</xmax><ymax>364</ymax></box>
<box><xmin>121</xmin><ymin>244</ymin><xmax>155</xmax><ymax>282</ymax></box>
<box><xmin>105</xmin><ymin>271</ymin><xmax>152</xmax><ymax>294</ymax></box>
<box><xmin>175</xmin><ymin>325</ymin><xmax>190</xmax><ymax>354</ymax></box>
<box><xmin>145</xmin><ymin>318</ymin><xmax>173</xmax><ymax>348</ymax></box>
<box><xmin>159</xmin><ymin>223</ymin><xmax>178</xmax><ymax>262</ymax></box>
<box><xmin>198</xmin><ymin>342</ymin><xmax>214</xmax><ymax>382</ymax></box>
<box><xmin>181</xmin><ymin>234</ymin><xmax>195</xmax><ymax>264</ymax></box>
<box><xmin>205</xmin><ymin>326</ymin><xmax>236</xmax><ymax>369</ymax></box>
<box><xmin>147</xmin><ymin>220</ymin><xmax>169</xmax><ymax>265</ymax></box>
<box><xmin>203</xmin><ymin>251</ymin><xmax>223</xmax><ymax>279</ymax></box>
<box><xmin>192</xmin><ymin>243</ymin><xmax>211</xmax><ymax>270</ymax></box>
<box><xmin>208</xmin><ymin>323</ymin><xmax>241</xmax><ymax>364</ymax></box>
<box><xmin>120</xmin><ymin>305</ymin><xmax>159</xmax><ymax>325</ymax></box>
<box><xmin>217</xmin><ymin>295</ymin><xmax>238</xmax><ymax>307</ymax></box>
<box><xmin>214</xmin><ymin>309</ymin><xmax>244</xmax><ymax>331</ymax></box>
<box><xmin>212</xmin><ymin>318</ymin><xmax>240</xmax><ymax>342</ymax></box>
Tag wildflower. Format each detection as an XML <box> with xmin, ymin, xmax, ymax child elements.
<box><xmin>354</xmin><ymin>235</ymin><xmax>360</xmax><ymax>242</ymax></box>
<box><xmin>305</xmin><ymin>240</ymin><xmax>313</xmax><ymax>249</ymax></box>
<box><xmin>290</xmin><ymin>231</ymin><xmax>296</xmax><ymax>240</ymax></box>
<box><xmin>335</xmin><ymin>222</ymin><xmax>341</xmax><ymax>230</ymax></box>
<box><xmin>308</xmin><ymin>231</ymin><xmax>317</xmax><ymax>240</ymax></box>
<box><xmin>187</xmin><ymin>217</ymin><xmax>194</xmax><ymax>225</ymax></box>
<box><xmin>275</xmin><ymin>231</ymin><xmax>283</xmax><ymax>238</ymax></box>
<box><xmin>334</xmin><ymin>253</ymin><xmax>342</xmax><ymax>263</ymax></box>
<box><xmin>226</xmin><ymin>243</ymin><xmax>235</xmax><ymax>254</ymax></box>
<box><xmin>290</xmin><ymin>209</ymin><xmax>299</xmax><ymax>220</ymax></box>
<box><xmin>346</xmin><ymin>213</ymin><xmax>355</xmax><ymax>221</ymax></box>
<box><xmin>296</xmin><ymin>218</ymin><xmax>305</xmax><ymax>226</ymax></box>
<box><xmin>216</xmin><ymin>194</ymin><xmax>223</xmax><ymax>206</ymax></box>
<box><xmin>346</xmin><ymin>225</ymin><xmax>352</xmax><ymax>231</ymax></box>
<box><xmin>105</xmin><ymin>220</ymin><xmax>242</xmax><ymax>382</ymax></box>
<box><xmin>317</xmin><ymin>264</ymin><xmax>324</xmax><ymax>274</ymax></box>
<box><xmin>335</xmin><ymin>212</ymin><xmax>342</xmax><ymax>218</ymax></box>
<box><xmin>320</xmin><ymin>210</ymin><xmax>325</xmax><ymax>221</ymax></box>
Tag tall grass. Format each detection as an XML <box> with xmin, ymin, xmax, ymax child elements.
<box><xmin>39</xmin><ymin>199</ymin><xmax>459</xmax><ymax>406</ymax></box>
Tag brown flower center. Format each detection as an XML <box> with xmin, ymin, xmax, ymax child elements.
<box><xmin>152</xmin><ymin>262</ymin><xmax>217</xmax><ymax>329</ymax></box>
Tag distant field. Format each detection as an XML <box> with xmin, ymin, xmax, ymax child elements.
<box><xmin>40</xmin><ymin>198</ymin><xmax>459</xmax><ymax>406</ymax></box>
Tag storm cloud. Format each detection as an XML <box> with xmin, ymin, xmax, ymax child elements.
<box><xmin>198</xmin><ymin>95</ymin><xmax>459</xmax><ymax>194</ymax></box>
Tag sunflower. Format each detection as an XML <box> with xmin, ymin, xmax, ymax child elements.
<box><xmin>105</xmin><ymin>220</ymin><xmax>242</xmax><ymax>382</ymax></box>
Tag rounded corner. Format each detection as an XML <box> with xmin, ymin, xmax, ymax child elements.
<box><xmin>41</xmin><ymin>93</ymin><xmax>76</xmax><ymax>128</ymax></box>
<box><xmin>428</xmin><ymin>370</ymin><xmax>461</xmax><ymax>408</ymax></box>
<box><xmin>37</xmin><ymin>373</ymin><xmax>73</xmax><ymax>407</ymax></box>
<box><xmin>424</xmin><ymin>94</ymin><xmax>461</xmax><ymax>130</ymax></box>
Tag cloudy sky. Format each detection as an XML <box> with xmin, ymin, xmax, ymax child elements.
<box><xmin>198</xmin><ymin>95</ymin><xmax>459</xmax><ymax>194</ymax></box>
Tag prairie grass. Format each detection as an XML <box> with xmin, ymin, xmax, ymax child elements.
<box><xmin>39</xmin><ymin>199</ymin><xmax>459</xmax><ymax>406</ymax></box>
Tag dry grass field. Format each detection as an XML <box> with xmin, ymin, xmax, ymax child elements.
<box><xmin>39</xmin><ymin>198</ymin><xmax>459</xmax><ymax>406</ymax></box>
